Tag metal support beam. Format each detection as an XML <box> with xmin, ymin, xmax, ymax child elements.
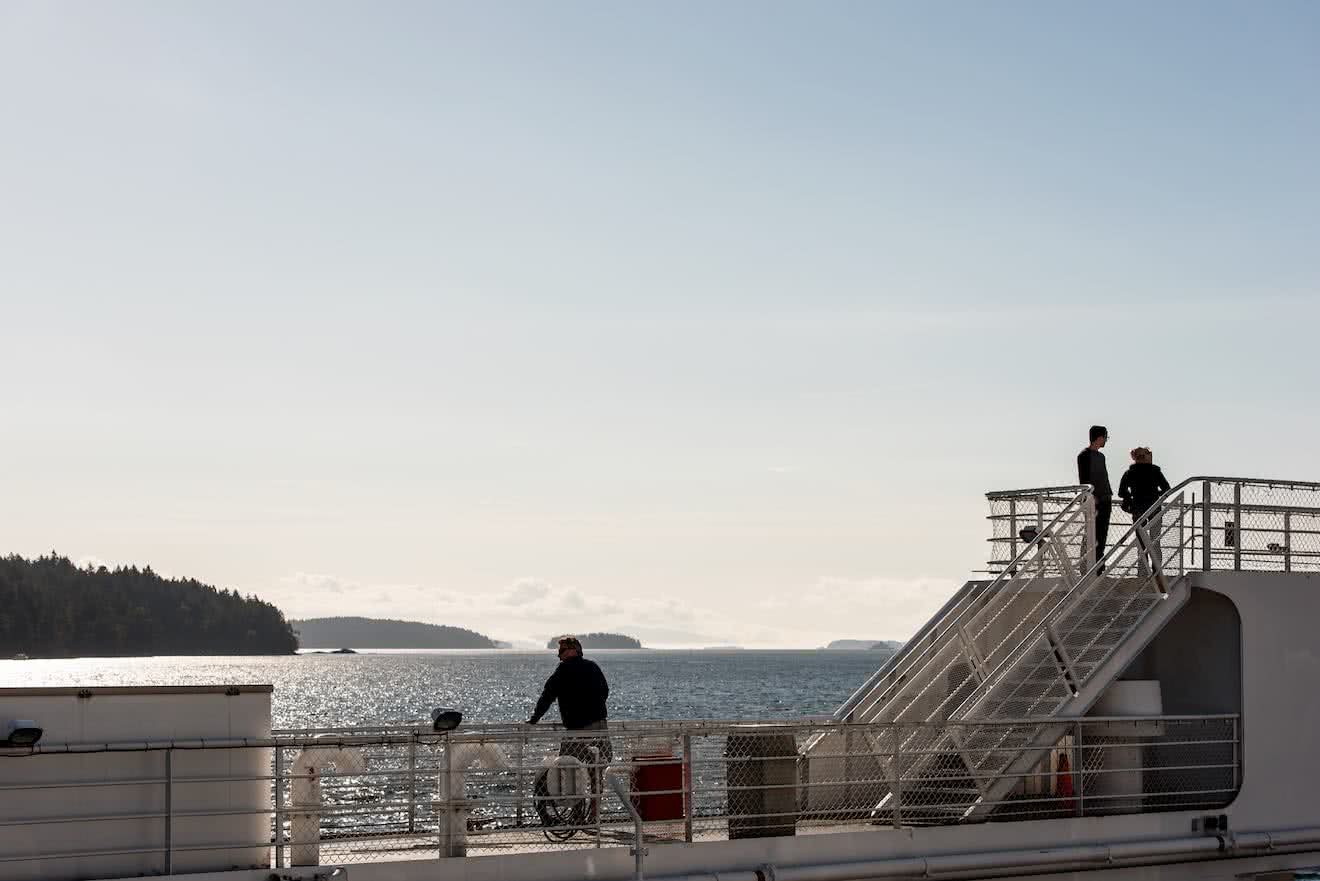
<box><xmin>1045</xmin><ymin>624</ymin><xmax>1080</xmax><ymax>696</ymax></box>
<box><xmin>956</xmin><ymin>626</ymin><xmax>989</xmax><ymax>684</ymax></box>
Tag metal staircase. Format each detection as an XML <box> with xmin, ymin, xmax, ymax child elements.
<box><xmin>870</xmin><ymin>493</ymin><xmax>1195</xmax><ymax>824</ymax></box>
<box><xmin>805</xmin><ymin>477</ymin><xmax>1320</xmax><ymax>825</ymax></box>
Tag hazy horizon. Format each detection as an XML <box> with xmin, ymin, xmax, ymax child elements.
<box><xmin>3</xmin><ymin>2</ymin><xmax>1318</xmax><ymax>649</ymax></box>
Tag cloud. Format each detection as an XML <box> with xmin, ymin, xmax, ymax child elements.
<box><xmin>280</xmin><ymin>572</ymin><xmax>349</xmax><ymax>594</ymax></box>
<box><xmin>497</xmin><ymin>578</ymin><xmax>552</xmax><ymax>607</ymax></box>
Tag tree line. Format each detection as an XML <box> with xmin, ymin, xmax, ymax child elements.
<box><xmin>546</xmin><ymin>632</ymin><xmax>642</xmax><ymax>649</ymax></box>
<box><xmin>0</xmin><ymin>554</ymin><xmax>298</xmax><ymax>658</ymax></box>
<box><xmin>291</xmin><ymin>616</ymin><xmax>498</xmax><ymax>649</ymax></box>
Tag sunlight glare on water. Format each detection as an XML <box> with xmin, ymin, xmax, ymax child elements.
<box><xmin>0</xmin><ymin>650</ymin><xmax>889</xmax><ymax>728</ymax></box>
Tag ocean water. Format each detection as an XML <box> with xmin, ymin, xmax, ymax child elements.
<box><xmin>0</xmin><ymin>649</ymin><xmax>891</xmax><ymax>729</ymax></box>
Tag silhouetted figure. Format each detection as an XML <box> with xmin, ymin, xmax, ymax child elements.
<box><xmin>527</xmin><ymin>635</ymin><xmax>613</xmax><ymax>766</ymax></box>
<box><xmin>1119</xmin><ymin>446</ymin><xmax>1170</xmax><ymax>521</ymax></box>
<box><xmin>1077</xmin><ymin>425</ymin><xmax>1112</xmax><ymax>570</ymax></box>
<box><xmin>1121</xmin><ymin>447</ymin><xmax>1171</xmax><ymax>577</ymax></box>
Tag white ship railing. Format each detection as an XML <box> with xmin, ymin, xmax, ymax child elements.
<box><xmin>988</xmin><ymin>476</ymin><xmax>1320</xmax><ymax>574</ymax></box>
<box><xmin>0</xmin><ymin>714</ymin><xmax>1239</xmax><ymax>872</ymax></box>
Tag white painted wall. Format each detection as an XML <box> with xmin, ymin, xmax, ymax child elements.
<box><xmin>0</xmin><ymin>685</ymin><xmax>272</xmax><ymax>881</ymax></box>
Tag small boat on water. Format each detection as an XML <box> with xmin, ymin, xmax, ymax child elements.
<box><xmin>2</xmin><ymin>475</ymin><xmax>1320</xmax><ymax>881</ymax></box>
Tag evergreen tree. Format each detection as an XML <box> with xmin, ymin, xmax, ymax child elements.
<box><xmin>0</xmin><ymin>554</ymin><xmax>298</xmax><ymax>658</ymax></box>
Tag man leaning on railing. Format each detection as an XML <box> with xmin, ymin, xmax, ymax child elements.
<box><xmin>526</xmin><ymin>635</ymin><xmax>613</xmax><ymax>766</ymax></box>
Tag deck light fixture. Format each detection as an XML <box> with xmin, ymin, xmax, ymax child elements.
<box><xmin>3</xmin><ymin>719</ymin><xmax>42</xmax><ymax>747</ymax></box>
<box><xmin>431</xmin><ymin>708</ymin><xmax>463</xmax><ymax>732</ymax></box>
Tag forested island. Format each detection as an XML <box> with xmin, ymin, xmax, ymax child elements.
<box><xmin>824</xmin><ymin>639</ymin><xmax>905</xmax><ymax>651</ymax></box>
<box><xmin>546</xmin><ymin>632</ymin><xmax>643</xmax><ymax>649</ymax></box>
<box><xmin>0</xmin><ymin>554</ymin><xmax>297</xmax><ymax>658</ymax></box>
<box><xmin>293</xmin><ymin>617</ymin><xmax>499</xmax><ymax>649</ymax></box>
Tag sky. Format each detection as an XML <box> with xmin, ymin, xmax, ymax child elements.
<box><xmin>1</xmin><ymin>1</ymin><xmax>1318</xmax><ymax>649</ymax></box>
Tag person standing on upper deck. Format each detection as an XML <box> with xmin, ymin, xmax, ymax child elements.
<box><xmin>1119</xmin><ymin>447</ymin><xmax>1171</xmax><ymax>521</ymax></box>
<box><xmin>1077</xmin><ymin>425</ymin><xmax>1113</xmax><ymax>570</ymax></box>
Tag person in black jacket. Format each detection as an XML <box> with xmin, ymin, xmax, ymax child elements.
<box><xmin>1120</xmin><ymin>447</ymin><xmax>1171</xmax><ymax>576</ymax></box>
<box><xmin>1119</xmin><ymin>447</ymin><xmax>1171</xmax><ymax>521</ymax></box>
<box><xmin>1077</xmin><ymin>425</ymin><xmax>1113</xmax><ymax>570</ymax></box>
<box><xmin>528</xmin><ymin>636</ymin><xmax>612</xmax><ymax>766</ymax></box>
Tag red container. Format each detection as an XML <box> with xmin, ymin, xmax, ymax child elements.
<box><xmin>632</xmin><ymin>754</ymin><xmax>685</xmax><ymax>821</ymax></box>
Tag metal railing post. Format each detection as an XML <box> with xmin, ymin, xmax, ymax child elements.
<box><xmin>682</xmin><ymin>734</ymin><xmax>694</xmax><ymax>843</ymax></box>
<box><xmin>1285</xmin><ymin>511</ymin><xmax>1293</xmax><ymax>572</ymax></box>
<box><xmin>1233</xmin><ymin>482</ymin><xmax>1243</xmax><ymax>570</ymax></box>
<box><xmin>1178</xmin><ymin>493</ymin><xmax>1186</xmax><ymax>577</ymax></box>
<box><xmin>516</xmin><ymin>734</ymin><xmax>526</xmax><ymax>829</ymax></box>
<box><xmin>608</xmin><ymin>772</ymin><xmax>646</xmax><ymax>881</ymax></box>
<box><xmin>892</xmin><ymin>726</ymin><xmax>904</xmax><ymax>829</ymax></box>
<box><xmin>441</xmin><ymin>733</ymin><xmax>453</xmax><ymax>858</ymax></box>
<box><xmin>273</xmin><ymin>745</ymin><xmax>284</xmax><ymax>869</ymax></box>
<box><xmin>1202</xmin><ymin>480</ymin><xmax>1213</xmax><ymax>571</ymax></box>
<box><xmin>1009</xmin><ymin>498</ymin><xmax>1018</xmax><ymax>564</ymax></box>
<box><xmin>1075</xmin><ymin>722</ymin><xmax>1085</xmax><ymax>817</ymax></box>
<box><xmin>407</xmin><ymin>737</ymin><xmax>418</xmax><ymax>835</ymax></box>
<box><xmin>164</xmin><ymin>748</ymin><xmax>173</xmax><ymax>875</ymax></box>
<box><xmin>1084</xmin><ymin>495</ymin><xmax>1097</xmax><ymax>572</ymax></box>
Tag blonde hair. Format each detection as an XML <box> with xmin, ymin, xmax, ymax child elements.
<box><xmin>1130</xmin><ymin>446</ymin><xmax>1153</xmax><ymax>464</ymax></box>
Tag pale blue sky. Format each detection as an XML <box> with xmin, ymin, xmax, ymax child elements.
<box><xmin>2</xmin><ymin>1</ymin><xmax>1317</xmax><ymax>647</ymax></box>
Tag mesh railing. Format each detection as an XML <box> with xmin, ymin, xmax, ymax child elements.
<box><xmin>987</xmin><ymin>477</ymin><xmax>1320</xmax><ymax>575</ymax></box>
<box><xmin>986</xmin><ymin>485</ymin><xmax>1097</xmax><ymax>574</ymax></box>
<box><xmin>0</xmin><ymin>715</ymin><xmax>1241</xmax><ymax>872</ymax></box>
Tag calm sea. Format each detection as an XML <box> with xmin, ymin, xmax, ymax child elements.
<box><xmin>0</xmin><ymin>650</ymin><xmax>891</xmax><ymax>729</ymax></box>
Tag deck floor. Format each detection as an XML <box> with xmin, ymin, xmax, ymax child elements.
<box><xmin>296</xmin><ymin>819</ymin><xmax>880</xmax><ymax>867</ymax></box>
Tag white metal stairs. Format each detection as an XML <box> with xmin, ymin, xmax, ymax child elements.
<box><xmin>816</xmin><ymin>488</ymin><xmax>1194</xmax><ymax>825</ymax></box>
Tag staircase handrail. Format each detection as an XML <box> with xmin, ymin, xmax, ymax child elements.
<box><xmin>835</xmin><ymin>485</ymin><xmax>1093</xmax><ymax>724</ymax></box>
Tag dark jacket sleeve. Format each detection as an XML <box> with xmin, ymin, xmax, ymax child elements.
<box><xmin>529</xmin><ymin>668</ymin><xmax>560</xmax><ymax>724</ymax></box>
<box><xmin>1077</xmin><ymin>450</ymin><xmax>1089</xmax><ymax>486</ymax></box>
<box><xmin>1154</xmin><ymin>467</ymin><xmax>1170</xmax><ymax>495</ymax></box>
<box><xmin>1118</xmin><ymin>468</ymin><xmax>1133</xmax><ymax>502</ymax></box>
<box><xmin>598</xmin><ymin>664</ymin><xmax>609</xmax><ymax>702</ymax></box>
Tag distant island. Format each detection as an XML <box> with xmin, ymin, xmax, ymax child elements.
<box><xmin>546</xmin><ymin>632</ymin><xmax>643</xmax><ymax>649</ymax></box>
<box><xmin>293</xmin><ymin>617</ymin><xmax>499</xmax><ymax>649</ymax></box>
<box><xmin>825</xmin><ymin>639</ymin><xmax>905</xmax><ymax>651</ymax></box>
<box><xmin>0</xmin><ymin>554</ymin><xmax>297</xmax><ymax>658</ymax></box>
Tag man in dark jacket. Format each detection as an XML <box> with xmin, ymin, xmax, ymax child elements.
<box><xmin>1077</xmin><ymin>425</ymin><xmax>1113</xmax><ymax>570</ymax></box>
<box><xmin>528</xmin><ymin>636</ymin><xmax>612</xmax><ymax>766</ymax></box>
